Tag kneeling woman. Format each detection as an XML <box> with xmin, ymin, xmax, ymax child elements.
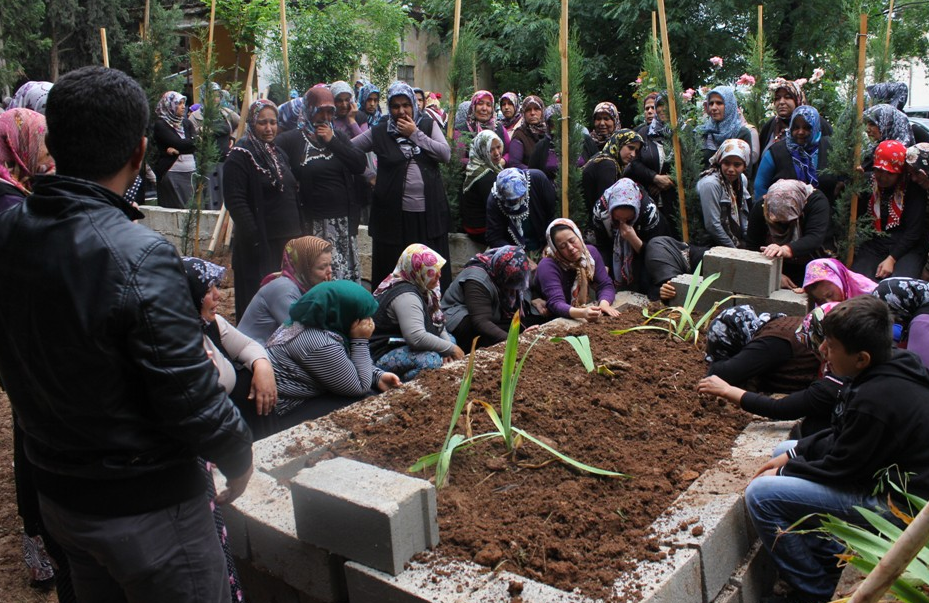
<box><xmin>370</xmin><ymin>244</ymin><xmax>465</xmax><ymax>381</ymax></box>
<box><xmin>536</xmin><ymin>218</ymin><xmax>619</xmax><ymax>320</ymax></box>
<box><xmin>266</xmin><ymin>281</ymin><xmax>401</xmax><ymax>417</ymax></box>
<box><xmin>441</xmin><ymin>246</ymin><xmax>533</xmax><ymax>348</ymax></box>
<box><xmin>873</xmin><ymin>277</ymin><xmax>929</xmax><ymax>367</ymax></box>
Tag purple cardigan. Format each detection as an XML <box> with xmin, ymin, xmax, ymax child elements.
<box><xmin>536</xmin><ymin>244</ymin><xmax>615</xmax><ymax>318</ymax></box>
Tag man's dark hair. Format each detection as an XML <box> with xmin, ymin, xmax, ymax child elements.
<box><xmin>823</xmin><ymin>295</ymin><xmax>893</xmax><ymax>365</ymax></box>
<box><xmin>45</xmin><ymin>67</ymin><xmax>149</xmax><ymax>180</ymax></box>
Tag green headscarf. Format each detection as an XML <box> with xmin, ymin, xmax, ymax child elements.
<box><xmin>287</xmin><ymin>280</ymin><xmax>378</xmax><ymax>340</ymax></box>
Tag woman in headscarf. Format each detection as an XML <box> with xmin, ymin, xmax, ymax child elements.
<box><xmin>355</xmin><ymin>82</ymin><xmax>382</xmax><ymax>132</ymax></box>
<box><xmin>223</xmin><ymin>99</ymin><xmax>302</xmax><ymax>319</ymax></box>
<box><xmin>745</xmin><ymin>179</ymin><xmax>833</xmax><ymax>288</ymax></box>
<box><xmin>536</xmin><ymin>218</ymin><xmax>619</xmax><ymax>321</ymax></box>
<box><xmin>455</xmin><ymin>90</ymin><xmax>510</xmax><ymax>165</ymax></box>
<box><xmin>424</xmin><ymin>92</ymin><xmax>446</xmax><ymax>130</ymax></box>
<box><xmin>351</xmin><ymin>81</ymin><xmax>452</xmax><ymax>289</ymax></box>
<box><xmin>278</xmin><ymin>87</ymin><xmax>367</xmax><ymax>283</ymax></box>
<box><xmin>330</xmin><ymin>80</ymin><xmax>362</xmax><ymax>137</ymax></box>
<box><xmin>699</xmin><ymin>86</ymin><xmax>754</xmax><ymax>168</ymax></box>
<box><xmin>181</xmin><ymin>256</ymin><xmax>275</xmax><ymax>598</ymax></box>
<box><xmin>526</xmin><ymin>104</ymin><xmax>563</xmax><ymax>179</ymax></box>
<box><xmin>508</xmin><ymin>95</ymin><xmax>546</xmax><ymax>170</ymax></box>
<box><xmin>583</xmin><ymin>129</ymin><xmax>644</xmax><ymax>230</ymax></box>
<box><xmin>592</xmin><ymin>178</ymin><xmax>671</xmax><ymax>292</ymax></box>
<box><xmin>460</xmin><ymin>130</ymin><xmax>504</xmax><ymax>244</ymax></box>
<box><xmin>441</xmin><ymin>246</ymin><xmax>533</xmax><ymax>348</ymax></box>
<box><xmin>907</xmin><ymin>142</ymin><xmax>929</xmax><ymax>192</ymax></box>
<box><xmin>627</xmin><ymin>93</ymin><xmax>678</xmax><ymax>232</ymax></box>
<box><xmin>370</xmin><ymin>244</ymin><xmax>465</xmax><ymax>381</ymax></box>
<box><xmin>188</xmin><ymin>82</ymin><xmax>239</xmax><ymax>210</ymax></box>
<box><xmin>758</xmin><ymin>78</ymin><xmax>806</xmax><ymax>156</ymax></box>
<box><xmin>265</xmin><ymin>281</ymin><xmax>401</xmax><ymax>415</ymax></box>
<box><xmin>851</xmin><ymin>140</ymin><xmax>927</xmax><ymax>280</ymax></box>
<box><xmin>698</xmin><ymin>302</ymin><xmax>842</xmax><ymax>437</ymax></box>
<box><xmin>499</xmin><ymin>92</ymin><xmax>522</xmax><ymax>137</ymax></box>
<box><xmin>636</xmin><ymin>92</ymin><xmax>659</xmax><ymax>137</ymax></box>
<box><xmin>581</xmin><ymin>101</ymin><xmax>620</xmax><ymax>164</ymax></box>
<box><xmin>800</xmin><ymin>258</ymin><xmax>876</xmax><ymax>309</ymax></box>
<box><xmin>9</xmin><ymin>81</ymin><xmax>53</xmax><ymax>114</ymax></box>
<box><xmin>697</xmin><ymin>138</ymin><xmax>753</xmax><ymax>248</ymax></box>
<box><xmin>873</xmin><ymin>277</ymin><xmax>929</xmax><ymax>366</ymax></box>
<box><xmin>152</xmin><ymin>90</ymin><xmax>197</xmax><ymax>209</ymax></box>
<box><xmin>0</xmin><ymin>108</ymin><xmax>53</xmax><ymax>211</ymax></box>
<box><xmin>237</xmin><ymin>236</ymin><xmax>333</xmax><ymax>343</ymax></box>
<box><xmin>484</xmin><ymin>167</ymin><xmax>557</xmax><ymax>259</ymax></box>
<box><xmin>754</xmin><ymin>105</ymin><xmax>837</xmax><ymax>201</ymax></box>
<box><xmin>863</xmin><ymin>104</ymin><xmax>915</xmax><ymax>170</ymax></box>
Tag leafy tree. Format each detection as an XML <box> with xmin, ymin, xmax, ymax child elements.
<box><xmin>0</xmin><ymin>0</ymin><xmax>47</xmax><ymax>95</ymax></box>
<box><xmin>126</xmin><ymin>2</ymin><xmax>184</xmax><ymax>118</ymax></box>
<box><xmin>206</xmin><ymin>0</ymin><xmax>278</xmax><ymax>83</ymax></box>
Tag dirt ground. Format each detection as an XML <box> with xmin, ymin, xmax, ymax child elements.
<box><xmin>330</xmin><ymin>314</ymin><xmax>751</xmax><ymax>601</ymax></box>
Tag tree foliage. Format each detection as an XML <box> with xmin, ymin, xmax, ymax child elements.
<box><xmin>0</xmin><ymin>0</ymin><xmax>47</xmax><ymax>95</ymax></box>
<box><xmin>126</xmin><ymin>2</ymin><xmax>184</xmax><ymax>119</ymax></box>
<box><xmin>206</xmin><ymin>0</ymin><xmax>278</xmax><ymax>83</ymax></box>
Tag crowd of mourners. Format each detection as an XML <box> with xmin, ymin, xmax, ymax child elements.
<box><xmin>3</xmin><ymin>65</ymin><xmax>929</xmax><ymax>603</ymax></box>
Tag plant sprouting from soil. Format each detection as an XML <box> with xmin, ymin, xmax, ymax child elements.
<box><xmin>552</xmin><ymin>334</ymin><xmax>618</xmax><ymax>377</ymax></box>
<box><xmin>410</xmin><ymin>313</ymin><xmax>626</xmax><ymax>488</ymax></box>
<box><xmin>611</xmin><ymin>262</ymin><xmax>729</xmax><ymax>345</ymax></box>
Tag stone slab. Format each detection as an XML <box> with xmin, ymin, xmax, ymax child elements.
<box><xmin>292</xmin><ymin>458</ymin><xmax>438</xmax><ymax>576</ymax></box>
<box><xmin>669</xmin><ymin>274</ymin><xmax>736</xmax><ymax>314</ymax></box>
<box><xmin>703</xmin><ymin>247</ymin><xmax>782</xmax><ymax>297</ymax></box>
<box><xmin>742</xmin><ymin>289</ymin><xmax>808</xmax><ymax>317</ymax></box>
<box><xmin>613</xmin><ymin>546</ymin><xmax>702</xmax><ymax>603</ymax></box>
<box><xmin>252</xmin><ymin>419</ymin><xmax>352</xmax><ymax>481</ymax></box>
<box><xmin>141</xmin><ymin>206</ymin><xmax>219</xmax><ymax>253</ymax></box>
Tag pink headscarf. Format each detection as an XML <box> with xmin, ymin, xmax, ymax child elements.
<box><xmin>0</xmin><ymin>108</ymin><xmax>51</xmax><ymax>194</ymax></box>
<box><xmin>801</xmin><ymin>259</ymin><xmax>877</xmax><ymax>303</ymax></box>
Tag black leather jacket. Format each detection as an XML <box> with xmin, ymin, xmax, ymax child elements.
<box><xmin>0</xmin><ymin>175</ymin><xmax>253</xmax><ymax>516</ymax></box>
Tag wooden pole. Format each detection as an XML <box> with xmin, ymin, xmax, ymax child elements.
<box><xmin>848</xmin><ymin>502</ymin><xmax>929</xmax><ymax>603</ymax></box>
<box><xmin>447</xmin><ymin>0</ymin><xmax>462</xmax><ymax>139</ymax></box>
<box><xmin>280</xmin><ymin>0</ymin><xmax>290</xmax><ymax>95</ymax></box>
<box><xmin>560</xmin><ymin>0</ymin><xmax>569</xmax><ymax>218</ymax></box>
<box><xmin>236</xmin><ymin>55</ymin><xmax>257</xmax><ymax>140</ymax></box>
<box><xmin>143</xmin><ymin>0</ymin><xmax>151</xmax><ymax>38</ymax></box>
<box><xmin>885</xmin><ymin>0</ymin><xmax>895</xmax><ymax>59</ymax></box>
<box><xmin>846</xmin><ymin>14</ymin><xmax>868</xmax><ymax>266</ymax></box>
<box><xmin>656</xmin><ymin>0</ymin><xmax>688</xmax><ymax>242</ymax></box>
<box><xmin>100</xmin><ymin>29</ymin><xmax>109</xmax><ymax>67</ymax></box>
<box><xmin>757</xmin><ymin>5</ymin><xmax>763</xmax><ymax>70</ymax></box>
<box><xmin>207</xmin><ymin>0</ymin><xmax>216</xmax><ymax>68</ymax></box>
<box><xmin>651</xmin><ymin>11</ymin><xmax>657</xmax><ymax>42</ymax></box>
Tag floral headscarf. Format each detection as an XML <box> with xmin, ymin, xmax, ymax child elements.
<box><xmin>906</xmin><ymin>143</ymin><xmax>929</xmax><ymax>175</ymax></box>
<box><xmin>491</xmin><ymin>168</ymin><xmax>532</xmax><ymax>245</ymax></box>
<box><xmin>500</xmin><ymin>92</ymin><xmax>521</xmax><ymax>129</ymax></box>
<box><xmin>518</xmin><ymin>96</ymin><xmax>547</xmax><ymax>139</ymax></box>
<box><xmin>592</xmin><ymin>128</ymin><xmax>644</xmax><ymax>170</ymax></box>
<box><xmin>763</xmin><ymin>179</ymin><xmax>813</xmax><ymax>244</ymax></box>
<box><xmin>590</xmin><ymin>101</ymin><xmax>620</xmax><ymax>147</ymax></box>
<box><xmin>543</xmin><ymin>218</ymin><xmax>595</xmax><ymax>306</ymax></box>
<box><xmin>10</xmin><ymin>81</ymin><xmax>53</xmax><ymax>114</ymax></box>
<box><xmin>785</xmin><ymin>105</ymin><xmax>823</xmax><ymax>188</ymax></box>
<box><xmin>260</xmin><ymin>236</ymin><xmax>332</xmax><ymax>294</ymax></box>
<box><xmin>357</xmin><ymin>82</ymin><xmax>382</xmax><ymax>128</ymax></box>
<box><xmin>373</xmin><ymin>243</ymin><xmax>447</xmax><ymax>328</ymax></box>
<box><xmin>801</xmin><ymin>259</ymin><xmax>877</xmax><ymax>303</ymax></box>
<box><xmin>463</xmin><ymin>130</ymin><xmax>504</xmax><ymax>193</ymax></box>
<box><xmin>593</xmin><ymin>178</ymin><xmax>659</xmax><ymax>285</ymax></box>
<box><xmin>0</xmin><ymin>108</ymin><xmax>51</xmax><ymax>194</ymax></box>
<box><xmin>872</xmin><ymin>277</ymin><xmax>929</xmax><ymax>324</ymax></box>
<box><xmin>230</xmin><ymin>99</ymin><xmax>286</xmax><ymax>192</ymax></box>
<box><xmin>181</xmin><ymin>257</ymin><xmax>230</xmax><ymax>358</ymax></box>
<box><xmin>796</xmin><ymin>302</ymin><xmax>839</xmax><ymax>354</ymax></box>
<box><xmin>767</xmin><ymin>78</ymin><xmax>806</xmax><ymax>144</ymax></box>
<box><xmin>465</xmin><ymin>90</ymin><xmax>496</xmax><ymax>133</ymax></box>
<box><xmin>705</xmin><ymin>305</ymin><xmax>785</xmax><ymax>362</ymax></box>
<box><xmin>870</xmin><ymin>139</ymin><xmax>909</xmax><ymax>232</ymax></box>
<box><xmin>865</xmin><ymin>104</ymin><xmax>914</xmax><ymax>149</ymax></box>
<box><xmin>701</xmin><ymin>86</ymin><xmax>742</xmax><ymax>149</ymax></box>
<box><xmin>703</xmin><ymin>138</ymin><xmax>752</xmax><ymax>244</ymax></box>
<box><xmin>465</xmin><ymin>246</ymin><xmax>531</xmax><ymax>318</ymax></box>
<box><xmin>156</xmin><ymin>90</ymin><xmax>186</xmax><ymax>130</ymax></box>
<box><xmin>866</xmin><ymin>82</ymin><xmax>909</xmax><ymax>111</ymax></box>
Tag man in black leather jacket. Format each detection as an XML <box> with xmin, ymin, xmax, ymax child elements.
<box><xmin>0</xmin><ymin>67</ymin><xmax>253</xmax><ymax>603</ymax></box>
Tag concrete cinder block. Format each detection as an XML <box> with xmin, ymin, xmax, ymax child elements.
<box><xmin>742</xmin><ymin>288</ymin><xmax>808</xmax><ymax>317</ymax></box>
<box><xmin>703</xmin><ymin>247</ymin><xmax>782</xmax><ymax>297</ymax></box>
<box><xmin>231</xmin><ymin>471</ymin><xmax>348</xmax><ymax>602</ymax></box>
<box><xmin>141</xmin><ymin>206</ymin><xmax>220</xmax><ymax>254</ymax></box>
<box><xmin>252</xmin><ymin>419</ymin><xmax>352</xmax><ymax>481</ymax></box>
<box><xmin>292</xmin><ymin>457</ymin><xmax>439</xmax><ymax>576</ymax></box>
<box><xmin>729</xmin><ymin>542</ymin><xmax>776</xmax><ymax>603</ymax></box>
<box><xmin>236</xmin><ymin>562</ymin><xmax>305</xmax><ymax>603</ymax></box>
<box><xmin>713</xmin><ymin>583</ymin><xmax>742</xmax><ymax>603</ymax></box>
<box><xmin>669</xmin><ymin>274</ymin><xmax>736</xmax><ymax>314</ymax></box>
<box><xmin>613</xmin><ymin>546</ymin><xmax>702</xmax><ymax>603</ymax></box>
<box><xmin>613</xmin><ymin>290</ymin><xmax>649</xmax><ymax>310</ymax></box>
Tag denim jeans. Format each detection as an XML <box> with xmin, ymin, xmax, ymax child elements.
<box><xmin>745</xmin><ymin>441</ymin><xmax>888</xmax><ymax>601</ymax></box>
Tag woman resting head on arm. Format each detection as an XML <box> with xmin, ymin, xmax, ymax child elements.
<box><xmin>800</xmin><ymin>258</ymin><xmax>877</xmax><ymax>310</ymax></box>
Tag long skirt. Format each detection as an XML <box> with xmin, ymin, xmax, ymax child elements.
<box><xmin>308</xmin><ymin>216</ymin><xmax>360</xmax><ymax>282</ymax></box>
<box><xmin>156</xmin><ymin>170</ymin><xmax>194</xmax><ymax>209</ymax></box>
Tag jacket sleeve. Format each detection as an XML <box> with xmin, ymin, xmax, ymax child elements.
<box><xmin>411</xmin><ymin>120</ymin><xmax>451</xmax><ymax>163</ymax></box>
<box><xmin>462</xmin><ymin>280</ymin><xmax>509</xmax><ymax>344</ymax></box>
<box><xmin>707</xmin><ymin>337</ymin><xmax>793</xmax><ymax>387</ymax></box>
<box><xmin>536</xmin><ymin>258</ymin><xmax>573</xmax><ymax>318</ymax></box>
<box><xmin>753</xmin><ymin>150</ymin><xmax>776</xmax><ymax>199</ymax></box>
<box><xmin>788</xmin><ymin>190</ymin><xmax>830</xmax><ymax>258</ymax></box>
<box><xmin>389</xmin><ymin>292</ymin><xmax>455</xmax><ymax>354</ymax></box>
<box><xmin>590</xmin><ymin>246</ymin><xmax>617</xmax><ymax>304</ymax></box>
<box><xmin>329</xmin><ymin>131</ymin><xmax>368</xmax><ymax>175</ymax></box>
<box><xmin>299</xmin><ymin>337</ymin><xmax>376</xmax><ymax>396</ymax></box>
<box><xmin>222</xmin><ymin>154</ymin><xmax>261</xmax><ymax>246</ymax></box>
<box><xmin>125</xmin><ymin>241</ymin><xmax>252</xmax><ymax>479</ymax></box>
<box><xmin>890</xmin><ymin>187</ymin><xmax>927</xmax><ymax>261</ymax></box>
<box><xmin>740</xmin><ymin>375</ymin><xmax>841</xmax><ymax>421</ymax></box>
<box><xmin>485</xmin><ymin>194</ymin><xmax>509</xmax><ymax>247</ymax></box>
<box><xmin>508</xmin><ymin>138</ymin><xmax>528</xmax><ymax>169</ymax></box>
<box><xmin>745</xmin><ymin>201</ymin><xmax>768</xmax><ymax>251</ymax></box>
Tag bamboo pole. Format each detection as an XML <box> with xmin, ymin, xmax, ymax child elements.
<box><xmin>447</xmin><ymin>0</ymin><xmax>462</xmax><ymax>139</ymax></box>
<box><xmin>757</xmin><ymin>5</ymin><xmax>763</xmax><ymax>70</ymax></box>
<box><xmin>848</xmin><ymin>502</ymin><xmax>929</xmax><ymax>603</ymax></box>
<box><xmin>235</xmin><ymin>55</ymin><xmax>257</xmax><ymax>140</ymax></box>
<box><xmin>560</xmin><ymin>0</ymin><xmax>569</xmax><ymax>218</ymax></box>
<box><xmin>656</xmin><ymin>0</ymin><xmax>688</xmax><ymax>242</ymax></box>
<box><xmin>885</xmin><ymin>0</ymin><xmax>895</xmax><ymax>59</ymax></box>
<box><xmin>100</xmin><ymin>29</ymin><xmax>109</xmax><ymax>67</ymax></box>
<box><xmin>651</xmin><ymin>11</ymin><xmax>657</xmax><ymax>42</ymax></box>
<box><xmin>208</xmin><ymin>205</ymin><xmax>227</xmax><ymax>254</ymax></box>
<box><xmin>143</xmin><ymin>0</ymin><xmax>151</xmax><ymax>38</ymax></box>
<box><xmin>846</xmin><ymin>14</ymin><xmax>868</xmax><ymax>266</ymax></box>
<box><xmin>207</xmin><ymin>0</ymin><xmax>216</xmax><ymax>68</ymax></box>
<box><xmin>280</xmin><ymin>0</ymin><xmax>290</xmax><ymax>95</ymax></box>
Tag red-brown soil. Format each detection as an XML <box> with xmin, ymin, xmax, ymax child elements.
<box><xmin>330</xmin><ymin>313</ymin><xmax>751</xmax><ymax>600</ymax></box>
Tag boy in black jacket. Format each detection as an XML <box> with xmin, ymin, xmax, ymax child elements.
<box><xmin>745</xmin><ymin>295</ymin><xmax>929</xmax><ymax>603</ymax></box>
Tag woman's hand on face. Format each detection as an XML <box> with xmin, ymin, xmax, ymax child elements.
<box><xmin>249</xmin><ymin>359</ymin><xmax>278</xmax><ymax>416</ymax></box>
<box><xmin>599</xmin><ymin>299</ymin><xmax>620</xmax><ymax>317</ymax></box>
<box><xmin>315</xmin><ymin>122</ymin><xmax>333</xmax><ymax>143</ymax></box>
<box><xmin>349</xmin><ymin>317</ymin><xmax>375</xmax><ymax>339</ymax></box>
<box><xmin>396</xmin><ymin>115</ymin><xmax>417</xmax><ymax>137</ymax></box>
<box><xmin>377</xmin><ymin>372</ymin><xmax>402</xmax><ymax>391</ymax></box>
<box><xmin>348</xmin><ymin>101</ymin><xmax>358</xmax><ymax>121</ymax></box>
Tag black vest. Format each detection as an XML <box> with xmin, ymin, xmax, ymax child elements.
<box><xmin>369</xmin><ymin>116</ymin><xmax>449</xmax><ymax>244</ymax></box>
<box><xmin>369</xmin><ymin>282</ymin><xmax>442</xmax><ymax>360</ymax></box>
<box><xmin>768</xmin><ymin>137</ymin><xmax>837</xmax><ymax>201</ymax></box>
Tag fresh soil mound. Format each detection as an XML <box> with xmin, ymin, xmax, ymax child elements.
<box><xmin>330</xmin><ymin>312</ymin><xmax>751</xmax><ymax>600</ymax></box>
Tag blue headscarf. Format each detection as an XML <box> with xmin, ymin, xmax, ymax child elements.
<box><xmin>358</xmin><ymin>83</ymin><xmax>382</xmax><ymax>128</ymax></box>
<box><xmin>385</xmin><ymin>81</ymin><xmax>422</xmax><ymax>131</ymax></box>
<box><xmin>785</xmin><ymin>105</ymin><xmax>822</xmax><ymax>188</ymax></box>
<box><xmin>701</xmin><ymin>86</ymin><xmax>742</xmax><ymax>149</ymax></box>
